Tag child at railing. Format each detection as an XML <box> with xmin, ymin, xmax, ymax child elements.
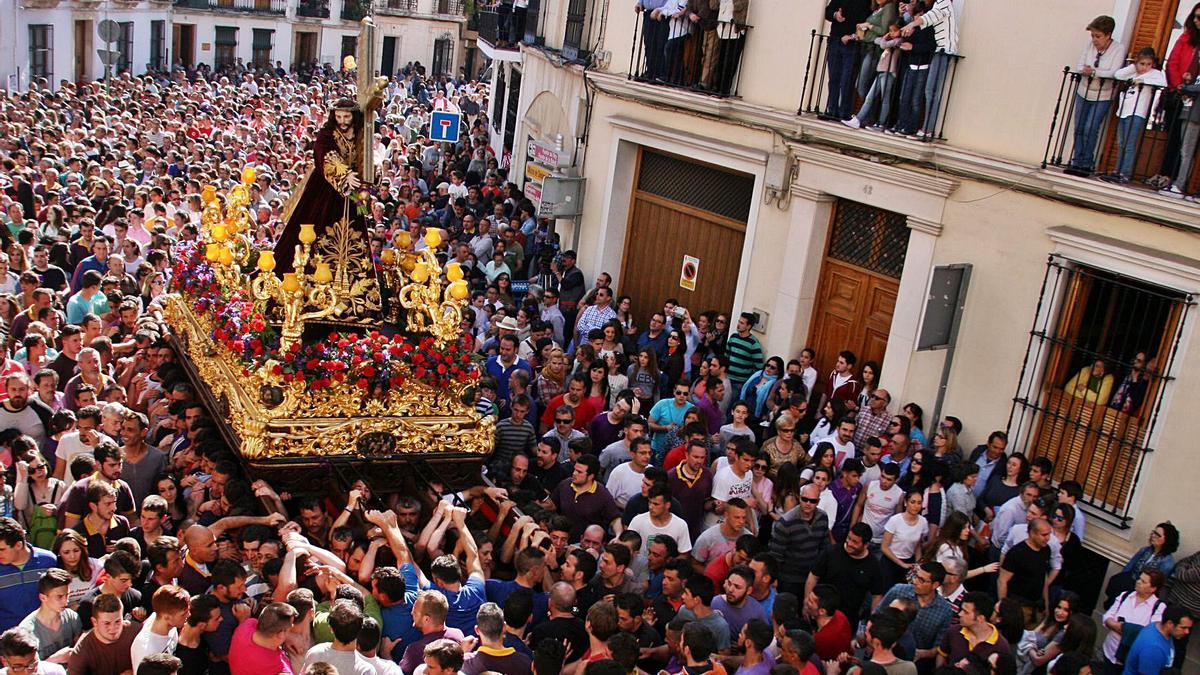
<box><xmin>842</xmin><ymin>22</ymin><xmax>904</xmax><ymax>131</ymax></box>
<box><xmin>1100</xmin><ymin>48</ymin><xmax>1166</xmax><ymax>185</ymax></box>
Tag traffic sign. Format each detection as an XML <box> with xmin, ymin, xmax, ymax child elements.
<box><xmin>97</xmin><ymin>49</ymin><xmax>122</xmax><ymax>67</ymax></box>
<box><xmin>97</xmin><ymin>20</ymin><xmax>121</xmax><ymax>43</ymax></box>
<box><xmin>429</xmin><ymin>111</ymin><xmax>461</xmax><ymax>143</ymax></box>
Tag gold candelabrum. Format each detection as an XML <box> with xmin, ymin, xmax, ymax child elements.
<box><xmin>380</xmin><ymin>228</ymin><xmax>470</xmax><ymax>347</ymax></box>
<box><xmin>200</xmin><ymin>180</ymin><xmax>255</xmax><ymax>290</ymax></box>
<box><xmin>250</xmin><ymin>224</ymin><xmax>339</xmax><ymax>353</ymax></box>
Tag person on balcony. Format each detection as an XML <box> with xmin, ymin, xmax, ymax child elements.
<box><xmin>714</xmin><ymin>0</ymin><xmax>751</xmax><ymax>96</ymax></box>
<box><xmin>854</xmin><ymin>0</ymin><xmax>899</xmax><ymax>103</ymax></box>
<box><xmin>823</xmin><ymin>0</ymin><xmax>872</xmax><ymax>121</ymax></box>
<box><xmin>662</xmin><ymin>0</ymin><xmax>695</xmax><ymax>85</ymax></box>
<box><xmin>1063</xmin><ymin>16</ymin><xmax>1125</xmax><ymax>177</ymax></box>
<box><xmin>1160</xmin><ymin>69</ymin><xmax>1200</xmax><ymax>200</ymax></box>
<box><xmin>900</xmin><ymin>0</ymin><xmax>961</xmax><ymax>140</ymax></box>
<box><xmin>1062</xmin><ymin>358</ymin><xmax>1113</xmax><ymax>407</ymax></box>
<box><xmin>636</xmin><ymin>0</ymin><xmax>672</xmax><ymax>82</ymax></box>
<box><xmin>1145</xmin><ymin>2</ymin><xmax>1200</xmax><ymax>192</ymax></box>
<box><xmin>892</xmin><ymin>4</ymin><xmax>935</xmax><ymax>138</ymax></box>
<box><xmin>1099</xmin><ymin>48</ymin><xmax>1166</xmax><ymax>186</ymax></box>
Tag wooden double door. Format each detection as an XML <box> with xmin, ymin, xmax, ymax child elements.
<box><xmin>619</xmin><ymin>192</ymin><xmax>745</xmax><ymax>331</ymax></box>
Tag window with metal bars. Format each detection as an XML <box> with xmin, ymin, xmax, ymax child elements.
<box><xmin>492</xmin><ymin>68</ymin><xmax>506</xmax><ymax>133</ymax></box>
<box><xmin>215</xmin><ymin>27</ymin><xmax>238</xmax><ymax>69</ymax></box>
<box><xmin>636</xmin><ymin>150</ymin><xmax>753</xmax><ymax>222</ymax></box>
<box><xmin>563</xmin><ymin>0</ymin><xmax>591</xmax><ymax>61</ymax></box>
<box><xmin>29</xmin><ymin>25</ymin><xmax>53</xmax><ymax>82</ymax></box>
<box><xmin>252</xmin><ymin>29</ymin><xmax>273</xmax><ymax>69</ymax></box>
<box><xmin>151</xmin><ymin>21</ymin><xmax>166</xmax><ymax>71</ymax></box>
<box><xmin>117</xmin><ymin>22</ymin><xmax>134</xmax><ymax>73</ymax></box>
<box><xmin>432</xmin><ymin>37</ymin><xmax>453</xmax><ymax>78</ymax></box>
<box><xmin>1008</xmin><ymin>256</ymin><xmax>1193</xmax><ymax>527</ymax></box>
<box><xmin>826</xmin><ymin>200</ymin><xmax>909</xmax><ymax>279</ymax></box>
<box><xmin>504</xmin><ymin>68</ymin><xmax>522</xmax><ymax>153</ymax></box>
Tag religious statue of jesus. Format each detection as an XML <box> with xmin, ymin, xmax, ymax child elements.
<box><xmin>274</xmin><ymin>62</ymin><xmax>388</xmax><ymax>328</ymax></box>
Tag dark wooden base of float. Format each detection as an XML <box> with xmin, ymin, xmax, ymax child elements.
<box><xmin>244</xmin><ymin>454</ymin><xmax>486</xmax><ymax>498</ymax></box>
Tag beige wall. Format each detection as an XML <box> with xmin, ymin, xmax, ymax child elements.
<box><xmin>572</xmin><ymin>84</ymin><xmax>1200</xmax><ymax>562</ymax></box>
<box><xmin>597</xmin><ymin>0</ymin><xmax>1132</xmax><ymax>166</ymax></box>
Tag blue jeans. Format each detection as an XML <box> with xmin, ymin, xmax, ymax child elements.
<box><xmin>858</xmin><ymin>71</ymin><xmax>895</xmax><ymax>126</ymax></box>
<box><xmin>1070</xmin><ymin>97</ymin><xmax>1112</xmax><ymax>171</ymax></box>
<box><xmin>896</xmin><ymin>66</ymin><xmax>929</xmax><ymax>133</ymax></box>
<box><xmin>825</xmin><ymin>39</ymin><xmax>858</xmax><ymax>119</ymax></box>
<box><xmin>922</xmin><ymin>51</ymin><xmax>952</xmax><ymax>136</ymax></box>
<box><xmin>1116</xmin><ymin>115</ymin><xmax>1146</xmax><ymax>178</ymax></box>
<box><xmin>857</xmin><ymin>49</ymin><xmax>879</xmax><ymax>100</ymax></box>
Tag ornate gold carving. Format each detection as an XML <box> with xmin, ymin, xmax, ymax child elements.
<box><xmin>314</xmin><ymin>214</ymin><xmax>381</xmax><ymax>321</ymax></box>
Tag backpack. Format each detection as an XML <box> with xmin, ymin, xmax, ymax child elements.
<box><xmin>1113</xmin><ymin>591</ymin><xmax>1164</xmax><ymax>664</ymax></box>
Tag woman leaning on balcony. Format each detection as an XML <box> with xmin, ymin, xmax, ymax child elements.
<box><xmin>1064</xmin><ymin>16</ymin><xmax>1125</xmax><ymax>177</ymax></box>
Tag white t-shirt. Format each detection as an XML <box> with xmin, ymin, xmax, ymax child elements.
<box><xmin>862</xmin><ymin>482</ymin><xmax>903</xmax><ymax>542</ymax></box>
<box><xmin>818</xmin><ymin>489</ymin><xmax>838</xmax><ymax>525</ymax></box>
<box><xmin>830</xmin><ymin>437</ymin><xmax>855</xmax><ymax>467</ymax></box>
<box><xmin>55</xmin><ymin>431</ymin><xmax>116</xmax><ymax>487</ymax></box>
<box><xmin>629</xmin><ymin>512</ymin><xmax>694</xmax><ymax>554</ymax></box>
<box><xmin>706</xmin><ymin>466</ymin><xmax>753</xmax><ymax>527</ymax></box>
<box><xmin>130</xmin><ymin>615</ymin><xmax>178</xmax><ymax>673</ymax></box>
<box><xmin>883</xmin><ymin>513</ymin><xmax>929</xmax><ymax>560</ymax></box>
<box><xmin>302</xmin><ymin>644</ymin><xmax>375</xmax><ymax>675</ymax></box>
<box><xmin>606</xmin><ymin>463</ymin><xmax>646</xmax><ymax>508</ymax></box>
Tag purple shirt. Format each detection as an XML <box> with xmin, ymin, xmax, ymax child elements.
<box><xmin>400</xmin><ymin>627</ymin><xmax>467</xmax><ymax>675</ymax></box>
<box><xmin>829</xmin><ymin>479</ymin><xmax>863</xmax><ymax>540</ymax></box>
<box><xmin>695</xmin><ymin>395</ymin><xmax>723</xmax><ymax>435</ymax></box>
<box><xmin>712</xmin><ymin>595</ymin><xmax>768</xmax><ymax>639</ymax></box>
<box><xmin>588</xmin><ymin>412</ymin><xmax>623</xmax><ymax>450</ymax></box>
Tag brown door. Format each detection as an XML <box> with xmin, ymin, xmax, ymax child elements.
<box><xmin>806</xmin><ymin>199</ymin><xmax>908</xmax><ymax>387</ymax></box>
<box><xmin>808</xmin><ymin>259</ymin><xmax>897</xmax><ymax>381</ymax></box>
<box><xmin>74</xmin><ymin>20</ymin><xmax>91</xmax><ymax>84</ymax></box>
<box><xmin>619</xmin><ymin>149</ymin><xmax>750</xmax><ymax>332</ymax></box>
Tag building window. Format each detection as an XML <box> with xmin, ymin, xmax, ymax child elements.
<box><xmin>826</xmin><ymin>201</ymin><xmax>910</xmax><ymax>280</ymax></box>
<box><xmin>29</xmin><ymin>25</ymin><xmax>53</xmax><ymax>83</ymax></box>
<box><xmin>252</xmin><ymin>29</ymin><xmax>274</xmax><ymax>68</ymax></box>
<box><xmin>492</xmin><ymin>67</ymin><xmax>506</xmax><ymax>133</ymax></box>
<box><xmin>562</xmin><ymin>0</ymin><xmax>593</xmax><ymax>60</ymax></box>
<box><xmin>151</xmin><ymin>21</ymin><xmax>167</xmax><ymax>70</ymax></box>
<box><xmin>117</xmin><ymin>22</ymin><xmax>134</xmax><ymax>73</ymax></box>
<box><xmin>215</xmin><ymin>26</ymin><xmax>238</xmax><ymax>69</ymax></box>
<box><xmin>1009</xmin><ymin>256</ymin><xmax>1193</xmax><ymax>527</ymax></box>
<box><xmin>432</xmin><ymin>36</ymin><xmax>453</xmax><ymax>78</ymax></box>
<box><xmin>341</xmin><ymin>36</ymin><xmax>357</xmax><ymax>60</ymax></box>
<box><xmin>503</xmin><ymin>68</ymin><xmax>521</xmax><ymax>153</ymax></box>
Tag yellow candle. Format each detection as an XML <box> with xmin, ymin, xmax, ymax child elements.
<box><xmin>446</xmin><ymin>262</ymin><xmax>464</xmax><ymax>282</ymax></box>
<box><xmin>257</xmin><ymin>250</ymin><xmax>276</xmax><ymax>272</ymax></box>
<box><xmin>396</xmin><ymin>231</ymin><xmax>412</xmax><ymax>249</ymax></box>
<box><xmin>218</xmin><ymin>248</ymin><xmax>234</xmax><ymax>266</ymax></box>
<box><xmin>282</xmin><ymin>273</ymin><xmax>300</xmax><ymax>293</ymax></box>
<box><xmin>211</xmin><ymin>224</ymin><xmax>228</xmax><ymax>242</ymax></box>
<box><xmin>241</xmin><ymin>166</ymin><xmax>256</xmax><ymax>185</ymax></box>
<box><xmin>314</xmin><ymin>263</ymin><xmax>333</xmax><ymax>284</ymax></box>
<box><xmin>380</xmin><ymin>249</ymin><xmax>396</xmax><ymax>265</ymax></box>
<box><xmin>205</xmin><ymin>244</ymin><xmax>220</xmax><ymax>262</ymax></box>
<box><xmin>411</xmin><ymin>262</ymin><xmax>430</xmax><ymax>283</ymax></box>
<box><xmin>424</xmin><ymin>228</ymin><xmax>442</xmax><ymax>249</ymax></box>
<box><xmin>448</xmin><ymin>279</ymin><xmax>469</xmax><ymax>300</ymax></box>
<box><xmin>299</xmin><ymin>224</ymin><xmax>317</xmax><ymax>245</ymax></box>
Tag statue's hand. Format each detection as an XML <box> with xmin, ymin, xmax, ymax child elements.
<box><xmin>345</xmin><ymin>171</ymin><xmax>362</xmax><ymax>192</ymax></box>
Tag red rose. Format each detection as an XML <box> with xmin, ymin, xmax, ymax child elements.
<box><xmin>271</xmin><ymin>364</ymin><xmax>282</xmax><ymax>376</ymax></box>
<box><xmin>393</xmin><ymin>334</ymin><xmax>404</xmax><ymax>344</ymax></box>
<box><xmin>373</xmin><ymin>352</ymin><xmax>384</xmax><ymax>362</ymax></box>
<box><xmin>351</xmin><ymin>356</ymin><xmax>363</xmax><ymax>367</ymax></box>
<box><xmin>362</xmin><ymin>365</ymin><xmax>376</xmax><ymax>378</ymax></box>
<box><xmin>357</xmin><ymin>378</ymin><xmax>369</xmax><ymax>389</ymax></box>
<box><xmin>290</xmin><ymin>342</ymin><xmax>301</xmax><ymax>353</ymax></box>
<box><xmin>437</xmin><ymin>364</ymin><xmax>447</xmax><ymax>375</ymax></box>
<box><xmin>414</xmin><ymin>367</ymin><xmax>426</xmax><ymax>379</ymax></box>
<box><xmin>333</xmin><ymin>372</ymin><xmax>345</xmax><ymax>382</ymax></box>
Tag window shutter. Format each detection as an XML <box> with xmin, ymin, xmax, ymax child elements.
<box><xmin>1128</xmin><ymin>0</ymin><xmax>1180</xmax><ymax>58</ymax></box>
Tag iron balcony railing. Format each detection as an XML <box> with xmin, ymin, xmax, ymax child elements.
<box><xmin>297</xmin><ymin>0</ymin><xmax>330</xmax><ymax>18</ymax></box>
<box><xmin>797</xmin><ymin>30</ymin><xmax>963</xmax><ymax>142</ymax></box>
<box><xmin>628</xmin><ymin>11</ymin><xmax>750</xmax><ymax>98</ymax></box>
<box><xmin>176</xmin><ymin>0</ymin><xmax>286</xmax><ymax>11</ymax></box>
<box><xmin>476</xmin><ymin>4</ymin><xmax>539</xmax><ymax>50</ymax></box>
<box><xmin>1042</xmin><ymin>67</ymin><xmax>1200</xmax><ymax>196</ymax></box>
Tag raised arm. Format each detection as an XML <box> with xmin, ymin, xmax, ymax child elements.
<box><xmin>452</xmin><ymin>507</ymin><xmax>483</xmax><ymax>578</ymax></box>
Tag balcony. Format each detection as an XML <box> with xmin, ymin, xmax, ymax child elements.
<box><xmin>296</xmin><ymin>0</ymin><xmax>330</xmax><ymax>18</ymax></box>
<box><xmin>1042</xmin><ymin>67</ymin><xmax>1200</xmax><ymax>198</ymax></box>
<box><xmin>476</xmin><ymin>9</ymin><xmax>522</xmax><ymax>62</ymax></box>
<box><xmin>342</xmin><ymin>0</ymin><xmax>368</xmax><ymax>21</ymax></box>
<box><xmin>628</xmin><ymin>13</ymin><xmax>750</xmax><ymax>98</ymax></box>
<box><xmin>435</xmin><ymin>0</ymin><xmax>465</xmax><ymax>15</ymax></box>
<box><xmin>175</xmin><ymin>0</ymin><xmax>286</xmax><ymax>12</ymax></box>
<box><xmin>797</xmin><ymin>30</ymin><xmax>963</xmax><ymax>142</ymax></box>
<box><xmin>380</xmin><ymin>0</ymin><xmax>417</xmax><ymax>12</ymax></box>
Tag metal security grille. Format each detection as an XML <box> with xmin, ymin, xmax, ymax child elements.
<box><xmin>636</xmin><ymin>150</ymin><xmax>753</xmax><ymax>223</ymax></box>
<box><xmin>1008</xmin><ymin>256</ymin><xmax>1193</xmax><ymax>527</ymax></box>
<box><xmin>827</xmin><ymin>200</ymin><xmax>909</xmax><ymax>279</ymax></box>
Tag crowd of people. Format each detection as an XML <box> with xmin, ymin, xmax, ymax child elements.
<box><xmin>0</xmin><ymin>38</ymin><xmax>1195</xmax><ymax>675</ymax></box>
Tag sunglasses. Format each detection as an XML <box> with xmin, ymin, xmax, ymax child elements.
<box><xmin>753</xmin><ymin>464</ymin><xmax>768</xmax><ymax>470</ymax></box>
<box><xmin>800</xmin><ymin>496</ymin><xmax>820</xmax><ymax>504</ymax></box>
<box><xmin>555</xmin><ymin>418</ymin><xmax>572</xmax><ymax>424</ymax></box>
<box><xmin>779</xmin><ymin>427</ymin><xmax>796</xmax><ymax>433</ymax></box>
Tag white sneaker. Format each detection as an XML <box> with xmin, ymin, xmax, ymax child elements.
<box><xmin>841</xmin><ymin>116</ymin><xmax>862</xmax><ymax>129</ymax></box>
<box><xmin>1161</xmin><ymin>185</ymin><xmax>1185</xmax><ymax>198</ymax></box>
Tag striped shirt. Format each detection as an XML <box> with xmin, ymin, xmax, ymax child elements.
<box><xmin>492</xmin><ymin>418</ymin><xmax>537</xmax><ymax>470</ymax></box>
<box><xmin>0</xmin><ymin>547</ymin><xmax>58</xmax><ymax>632</ymax></box>
<box><xmin>725</xmin><ymin>332</ymin><xmax>763</xmax><ymax>385</ymax></box>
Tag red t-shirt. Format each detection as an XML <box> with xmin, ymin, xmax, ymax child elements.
<box><xmin>813</xmin><ymin>610</ymin><xmax>853</xmax><ymax>661</ymax></box>
<box><xmin>663</xmin><ymin>444</ymin><xmax>688</xmax><ymax>470</ymax></box>
<box><xmin>540</xmin><ymin>395</ymin><xmax>597</xmax><ymax>433</ymax></box>
<box><xmin>230</xmin><ymin>619</ymin><xmax>294</xmax><ymax>675</ymax></box>
<box><xmin>705</xmin><ymin>554</ymin><xmax>732</xmax><ymax>589</ymax></box>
